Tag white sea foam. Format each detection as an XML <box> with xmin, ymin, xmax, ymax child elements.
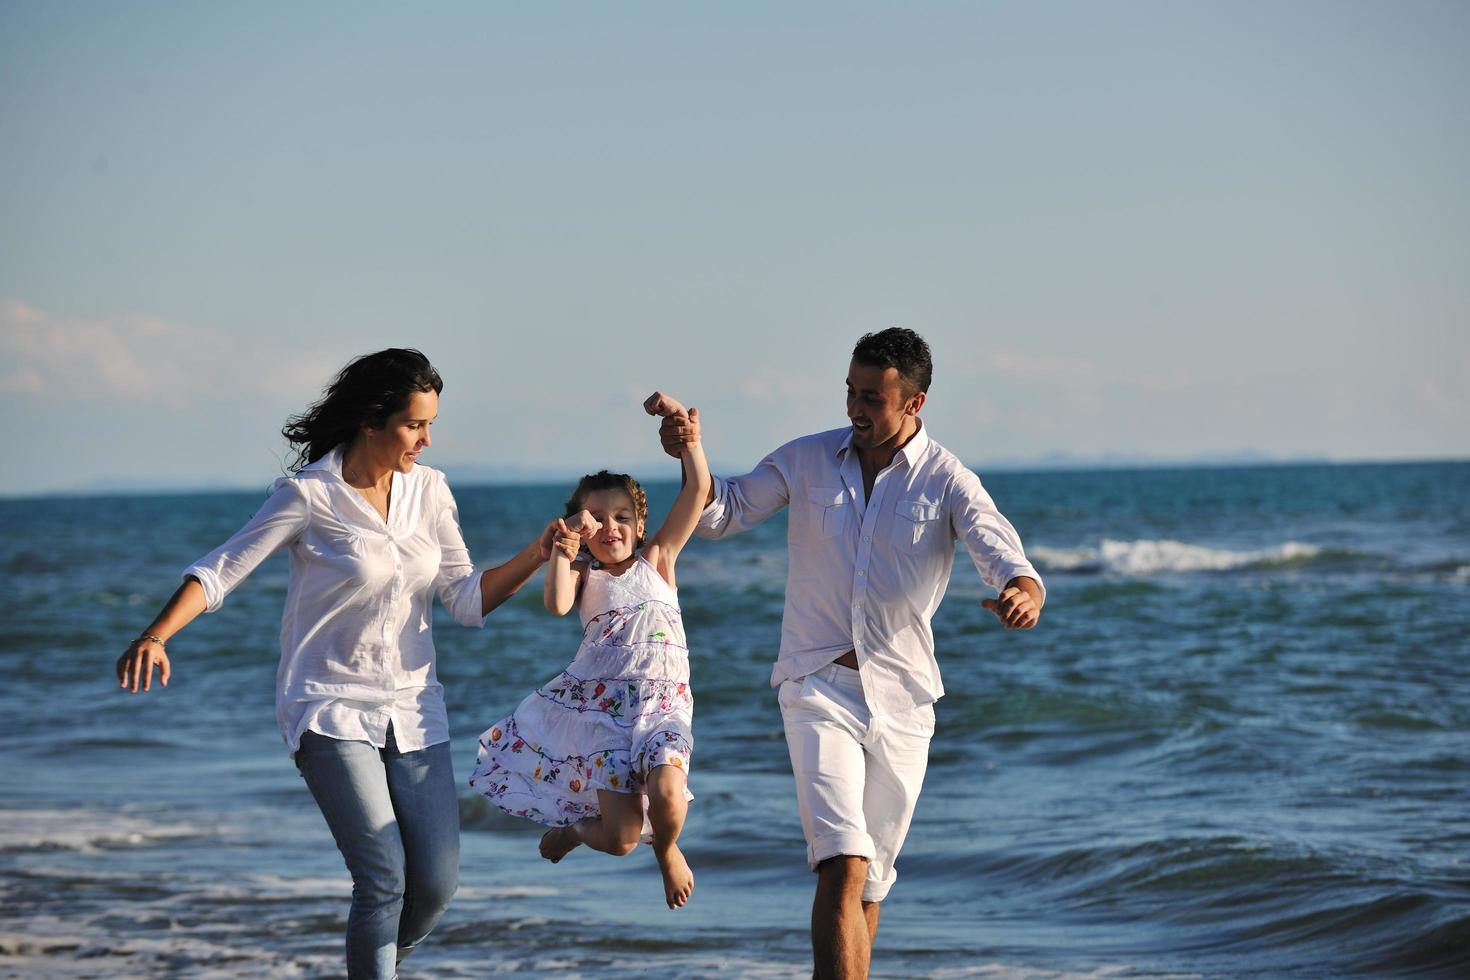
<box><xmin>0</xmin><ymin>808</ymin><xmax>215</xmax><ymax>854</ymax></box>
<box><xmin>0</xmin><ymin>926</ymin><xmax>338</xmax><ymax>979</ymax></box>
<box><xmin>1030</xmin><ymin>539</ymin><xmax>1320</xmax><ymax>575</ymax></box>
<box><xmin>929</xmin><ymin>967</ymin><xmax>1201</xmax><ymax>980</ymax></box>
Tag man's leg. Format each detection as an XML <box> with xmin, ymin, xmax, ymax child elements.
<box><xmin>779</xmin><ymin>668</ymin><xmax>876</xmax><ymax>980</ymax></box>
<box><xmin>813</xmin><ymin>855</ymin><xmax>873</xmax><ymax>979</ymax></box>
<box><xmin>855</xmin><ymin>698</ymin><xmax>935</xmax><ymax>910</ymax></box>
<box><xmin>863</xmin><ymin>900</ymin><xmax>880</xmax><ymax>944</ymax></box>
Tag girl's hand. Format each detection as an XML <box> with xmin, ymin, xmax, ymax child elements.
<box><xmin>552</xmin><ymin>519</ymin><xmax>583</xmax><ymax>561</ymax></box>
<box><xmin>117</xmin><ymin>636</ymin><xmax>171</xmax><ymax>693</ymax></box>
<box><xmin>643</xmin><ymin>391</ymin><xmax>688</xmax><ymax>419</ymax></box>
<box><xmin>650</xmin><ymin>404</ymin><xmax>700</xmax><ymax>462</ymax></box>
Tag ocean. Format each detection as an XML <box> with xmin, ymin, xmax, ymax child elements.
<box><xmin>3</xmin><ymin>460</ymin><xmax>1467</xmax><ymax>978</ymax></box>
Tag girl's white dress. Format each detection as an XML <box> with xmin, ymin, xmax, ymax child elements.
<box><xmin>469</xmin><ymin>554</ymin><xmax>693</xmax><ymax>829</ymax></box>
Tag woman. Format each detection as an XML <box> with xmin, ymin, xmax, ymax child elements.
<box><xmin>115</xmin><ymin>348</ymin><xmax>551</xmax><ymax>979</ymax></box>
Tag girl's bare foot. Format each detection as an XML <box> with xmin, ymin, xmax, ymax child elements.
<box><xmin>654</xmin><ymin>843</ymin><xmax>694</xmax><ymax>908</ymax></box>
<box><xmin>540</xmin><ymin>826</ymin><xmax>580</xmax><ymax>863</ymax></box>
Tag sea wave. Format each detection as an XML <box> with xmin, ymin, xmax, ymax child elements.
<box><xmin>0</xmin><ymin>808</ymin><xmax>215</xmax><ymax>855</ymax></box>
<box><xmin>1030</xmin><ymin>539</ymin><xmax>1324</xmax><ymax>575</ymax></box>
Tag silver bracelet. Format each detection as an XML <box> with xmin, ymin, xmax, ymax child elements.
<box><xmin>137</xmin><ymin>632</ymin><xmax>166</xmax><ymax>648</ymax></box>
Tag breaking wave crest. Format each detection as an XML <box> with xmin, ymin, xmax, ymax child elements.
<box><xmin>1031</xmin><ymin>539</ymin><xmax>1323</xmax><ymax>575</ymax></box>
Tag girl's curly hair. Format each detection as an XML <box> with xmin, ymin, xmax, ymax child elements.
<box><xmin>565</xmin><ymin>470</ymin><xmax>649</xmax><ymax>548</ymax></box>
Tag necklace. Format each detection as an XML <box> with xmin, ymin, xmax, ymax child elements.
<box><xmin>343</xmin><ymin>455</ymin><xmax>391</xmax><ymax>519</ymax></box>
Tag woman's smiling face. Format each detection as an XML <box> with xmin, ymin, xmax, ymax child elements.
<box><xmin>366</xmin><ymin>389</ymin><xmax>438</xmax><ymax>473</ymax></box>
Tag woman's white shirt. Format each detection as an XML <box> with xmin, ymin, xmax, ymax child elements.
<box><xmin>183</xmin><ymin>446</ymin><xmax>485</xmax><ymax>756</ymax></box>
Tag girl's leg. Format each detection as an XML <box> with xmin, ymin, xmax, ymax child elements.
<box><xmin>382</xmin><ymin>728</ymin><xmax>460</xmax><ymax>968</ymax></box>
<box><xmin>647</xmin><ymin>764</ymin><xmax>694</xmax><ymax>908</ymax></box>
<box><xmin>295</xmin><ymin>731</ymin><xmax>405</xmax><ymax>980</ymax></box>
<box><xmin>540</xmin><ymin>790</ymin><xmax>644</xmax><ymax>862</ymax></box>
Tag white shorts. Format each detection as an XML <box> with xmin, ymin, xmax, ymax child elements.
<box><xmin>778</xmin><ymin>664</ymin><xmax>935</xmax><ymax>903</ymax></box>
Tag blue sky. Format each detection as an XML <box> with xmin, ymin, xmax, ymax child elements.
<box><xmin>2</xmin><ymin>1</ymin><xmax>1466</xmax><ymax>495</ymax></box>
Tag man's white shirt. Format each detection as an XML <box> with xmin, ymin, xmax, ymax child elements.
<box><xmin>697</xmin><ymin>422</ymin><xmax>1043</xmax><ymax>719</ymax></box>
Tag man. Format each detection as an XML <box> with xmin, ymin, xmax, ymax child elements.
<box><xmin>658</xmin><ymin>328</ymin><xmax>1043</xmax><ymax>979</ymax></box>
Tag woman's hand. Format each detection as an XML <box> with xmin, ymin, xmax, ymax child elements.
<box><xmin>563</xmin><ymin>510</ymin><xmax>602</xmax><ymax>538</ymax></box>
<box><xmin>549</xmin><ymin>513</ymin><xmax>603</xmax><ymax>562</ymax></box>
<box><xmin>117</xmin><ymin>636</ymin><xmax>171</xmax><ymax>693</ymax></box>
<box><xmin>535</xmin><ymin>519</ymin><xmax>561</xmax><ymax>562</ymax></box>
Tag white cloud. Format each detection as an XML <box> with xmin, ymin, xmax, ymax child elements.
<box><xmin>2</xmin><ymin>300</ymin><xmax>186</xmax><ymax>404</ymax></box>
<box><xmin>0</xmin><ymin>300</ymin><xmax>336</xmax><ymax>409</ymax></box>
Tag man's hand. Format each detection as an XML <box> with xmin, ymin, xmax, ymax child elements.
<box><xmin>646</xmin><ymin>390</ymin><xmax>699</xmax><ymax>459</ymax></box>
<box><xmin>982</xmin><ymin>581</ymin><xmax>1041</xmax><ymax>630</ymax></box>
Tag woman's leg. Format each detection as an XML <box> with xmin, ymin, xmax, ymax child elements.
<box><xmin>647</xmin><ymin>765</ymin><xmax>693</xmax><ymax>908</ymax></box>
<box><xmin>382</xmin><ymin>729</ymin><xmax>460</xmax><ymax>968</ymax></box>
<box><xmin>295</xmin><ymin>731</ymin><xmax>405</xmax><ymax>980</ymax></box>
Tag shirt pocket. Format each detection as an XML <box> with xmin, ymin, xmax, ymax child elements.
<box><xmin>806</xmin><ymin>487</ymin><xmax>852</xmax><ymax>540</ymax></box>
<box><xmin>895</xmin><ymin>498</ymin><xmax>943</xmax><ymax>547</ymax></box>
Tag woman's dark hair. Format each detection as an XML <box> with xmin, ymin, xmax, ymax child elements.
<box><xmin>565</xmin><ymin>470</ymin><xmax>649</xmax><ymax>549</ymax></box>
<box><xmin>852</xmin><ymin>327</ymin><xmax>932</xmax><ymax>395</ymax></box>
<box><xmin>281</xmin><ymin>348</ymin><xmax>443</xmax><ymax>471</ymax></box>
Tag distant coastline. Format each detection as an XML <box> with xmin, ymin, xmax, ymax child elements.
<box><xmin>5</xmin><ymin>454</ymin><xmax>1466</xmax><ymax>501</ymax></box>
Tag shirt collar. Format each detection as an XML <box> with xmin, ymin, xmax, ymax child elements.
<box><xmin>301</xmin><ymin>444</ymin><xmax>346</xmax><ymax>477</ymax></box>
<box><xmin>835</xmin><ymin>419</ymin><xmax>930</xmax><ymax>468</ymax></box>
<box><xmin>898</xmin><ymin>419</ymin><xmax>930</xmax><ymax>465</ymax></box>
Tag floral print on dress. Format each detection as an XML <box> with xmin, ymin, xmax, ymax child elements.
<box><xmin>468</xmin><ymin>555</ymin><xmax>694</xmax><ymax>829</ymax></box>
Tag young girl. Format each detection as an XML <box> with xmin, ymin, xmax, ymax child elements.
<box><xmin>469</xmin><ymin>393</ymin><xmax>710</xmax><ymax>909</ymax></box>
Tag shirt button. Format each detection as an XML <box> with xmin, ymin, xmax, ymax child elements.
<box><xmin>863</xmin><ymin>535</ymin><xmax>871</xmax><ymax>542</ymax></box>
<box><xmin>858</xmin><ymin>569</ymin><xmax>866</xmax><ymax>577</ymax></box>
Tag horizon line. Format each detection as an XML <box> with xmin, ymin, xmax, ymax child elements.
<box><xmin>4</xmin><ymin>453</ymin><xmax>1467</xmax><ymax>503</ymax></box>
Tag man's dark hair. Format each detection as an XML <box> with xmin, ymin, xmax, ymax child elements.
<box><xmin>852</xmin><ymin>328</ymin><xmax>932</xmax><ymax>395</ymax></box>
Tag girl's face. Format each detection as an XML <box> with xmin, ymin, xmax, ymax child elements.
<box><xmin>578</xmin><ymin>488</ymin><xmax>644</xmax><ymax>566</ymax></box>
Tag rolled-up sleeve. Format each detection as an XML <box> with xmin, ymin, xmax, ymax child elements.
<box><xmin>697</xmin><ymin>450</ymin><xmax>792</xmax><ymax>539</ymax></box>
<box><xmin>950</xmin><ymin>469</ymin><xmax>1045</xmax><ymax>603</ymax></box>
<box><xmin>183</xmin><ymin>478</ymin><xmax>309</xmax><ymax>612</ymax></box>
<box><xmin>432</xmin><ymin>473</ymin><xmax>486</xmax><ymax>628</ymax></box>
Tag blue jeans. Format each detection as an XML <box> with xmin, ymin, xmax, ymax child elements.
<box><xmin>295</xmin><ymin>725</ymin><xmax>460</xmax><ymax>980</ymax></box>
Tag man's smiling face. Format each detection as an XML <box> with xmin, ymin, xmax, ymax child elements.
<box><xmin>845</xmin><ymin>359</ymin><xmax>924</xmax><ymax>452</ymax></box>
